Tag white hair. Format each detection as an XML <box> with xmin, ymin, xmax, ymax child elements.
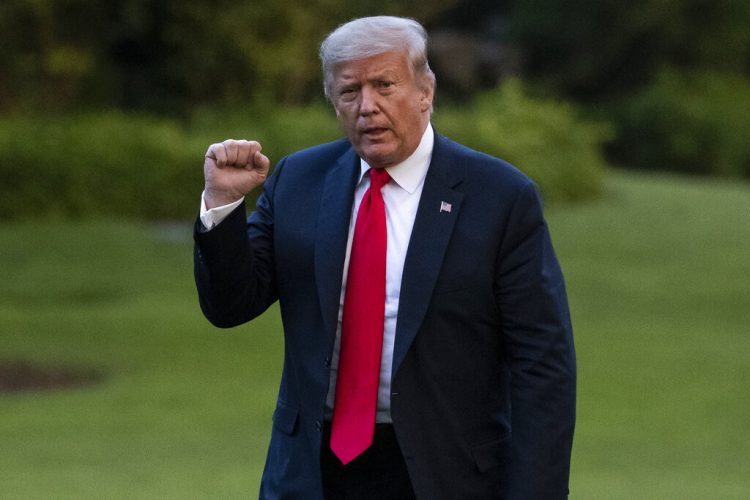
<box><xmin>319</xmin><ymin>16</ymin><xmax>436</xmax><ymax>100</ymax></box>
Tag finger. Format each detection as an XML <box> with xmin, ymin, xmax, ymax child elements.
<box><xmin>246</xmin><ymin>140</ymin><xmax>263</xmax><ymax>163</ymax></box>
<box><xmin>206</xmin><ymin>143</ymin><xmax>227</xmax><ymax>167</ymax></box>
<box><xmin>223</xmin><ymin>139</ymin><xmax>239</xmax><ymax>165</ymax></box>
<box><xmin>241</xmin><ymin>141</ymin><xmax>263</xmax><ymax>170</ymax></box>
<box><xmin>235</xmin><ymin>140</ymin><xmax>252</xmax><ymax>167</ymax></box>
<box><xmin>253</xmin><ymin>151</ymin><xmax>271</xmax><ymax>176</ymax></box>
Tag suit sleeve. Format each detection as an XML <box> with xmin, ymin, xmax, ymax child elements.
<box><xmin>193</xmin><ymin>159</ymin><xmax>285</xmax><ymax>328</ymax></box>
<box><xmin>494</xmin><ymin>181</ymin><xmax>576</xmax><ymax>499</ymax></box>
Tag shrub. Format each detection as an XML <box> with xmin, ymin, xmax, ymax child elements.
<box><xmin>0</xmin><ymin>107</ymin><xmax>342</xmax><ymax>221</ymax></box>
<box><xmin>609</xmin><ymin>69</ymin><xmax>750</xmax><ymax>177</ymax></box>
<box><xmin>434</xmin><ymin>80</ymin><xmax>609</xmax><ymax>201</ymax></box>
<box><xmin>0</xmin><ymin>112</ymin><xmax>206</xmax><ymax>220</ymax></box>
<box><xmin>0</xmin><ymin>88</ymin><xmax>608</xmax><ymax>221</ymax></box>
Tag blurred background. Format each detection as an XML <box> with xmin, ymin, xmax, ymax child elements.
<box><xmin>1</xmin><ymin>0</ymin><xmax>748</xmax><ymax>498</ymax></box>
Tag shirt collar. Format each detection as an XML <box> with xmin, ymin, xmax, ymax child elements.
<box><xmin>358</xmin><ymin>123</ymin><xmax>434</xmax><ymax>194</ymax></box>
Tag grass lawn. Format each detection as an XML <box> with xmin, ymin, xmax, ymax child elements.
<box><xmin>1</xmin><ymin>170</ymin><xmax>748</xmax><ymax>499</ymax></box>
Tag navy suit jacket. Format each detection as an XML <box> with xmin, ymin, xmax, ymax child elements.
<box><xmin>194</xmin><ymin>133</ymin><xmax>576</xmax><ymax>499</ymax></box>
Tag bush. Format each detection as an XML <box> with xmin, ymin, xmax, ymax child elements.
<box><xmin>434</xmin><ymin>80</ymin><xmax>609</xmax><ymax>201</ymax></box>
<box><xmin>0</xmin><ymin>112</ymin><xmax>206</xmax><ymax>220</ymax></box>
<box><xmin>609</xmin><ymin>69</ymin><xmax>750</xmax><ymax>177</ymax></box>
<box><xmin>0</xmin><ymin>88</ymin><xmax>609</xmax><ymax>221</ymax></box>
<box><xmin>0</xmin><ymin>107</ymin><xmax>342</xmax><ymax>221</ymax></box>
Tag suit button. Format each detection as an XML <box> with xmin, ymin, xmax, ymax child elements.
<box><xmin>315</xmin><ymin>420</ymin><xmax>322</xmax><ymax>432</ymax></box>
<box><xmin>324</xmin><ymin>357</ymin><xmax>331</xmax><ymax>367</ymax></box>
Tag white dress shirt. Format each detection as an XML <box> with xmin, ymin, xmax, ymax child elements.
<box><xmin>326</xmin><ymin>124</ymin><xmax>433</xmax><ymax>422</ymax></box>
<box><xmin>200</xmin><ymin>124</ymin><xmax>434</xmax><ymax>423</ymax></box>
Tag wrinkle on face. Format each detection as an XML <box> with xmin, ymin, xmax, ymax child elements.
<box><xmin>332</xmin><ymin>51</ymin><xmax>433</xmax><ymax>169</ymax></box>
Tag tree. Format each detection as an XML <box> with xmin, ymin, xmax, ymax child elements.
<box><xmin>508</xmin><ymin>0</ymin><xmax>750</xmax><ymax>101</ymax></box>
<box><xmin>0</xmin><ymin>0</ymin><xmax>459</xmax><ymax>113</ymax></box>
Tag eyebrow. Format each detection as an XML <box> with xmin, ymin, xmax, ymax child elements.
<box><xmin>336</xmin><ymin>66</ymin><xmax>400</xmax><ymax>81</ymax></box>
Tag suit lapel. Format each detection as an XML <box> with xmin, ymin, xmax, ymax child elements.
<box><xmin>314</xmin><ymin>147</ymin><xmax>360</xmax><ymax>347</ymax></box>
<box><xmin>393</xmin><ymin>135</ymin><xmax>465</xmax><ymax>376</ymax></box>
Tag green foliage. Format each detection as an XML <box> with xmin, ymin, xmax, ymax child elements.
<box><xmin>1</xmin><ymin>89</ymin><xmax>609</xmax><ymax>220</ymax></box>
<box><xmin>0</xmin><ymin>107</ymin><xmax>342</xmax><ymax>221</ymax></box>
<box><xmin>0</xmin><ymin>0</ymin><xmax>459</xmax><ymax>113</ymax></box>
<box><xmin>509</xmin><ymin>0</ymin><xmax>750</xmax><ymax>100</ymax></box>
<box><xmin>507</xmin><ymin>1</ymin><xmax>750</xmax><ymax>178</ymax></box>
<box><xmin>435</xmin><ymin>80</ymin><xmax>609</xmax><ymax>201</ymax></box>
<box><xmin>0</xmin><ymin>112</ymin><xmax>206</xmax><ymax>220</ymax></box>
<box><xmin>4</xmin><ymin>0</ymin><xmax>749</xmax><ymax>113</ymax></box>
<box><xmin>610</xmin><ymin>69</ymin><xmax>750</xmax><ymax>177</ymax></box>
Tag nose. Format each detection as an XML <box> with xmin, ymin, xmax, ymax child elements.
<box><xmin>359</xmin><ymin>86</ymin><xmax>379</xmax><ymax>116</ymax></box>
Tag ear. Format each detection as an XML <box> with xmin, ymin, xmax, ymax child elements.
<box><xmin>419</xmin><ymin>80</ymin><xmax>435</xmax><ymax>113</ymax></box>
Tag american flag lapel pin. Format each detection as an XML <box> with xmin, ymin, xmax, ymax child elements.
<box><xmin>440</xmin><ymin>201</ymin><xmax>452</xmax><ymax>213</ymax></box>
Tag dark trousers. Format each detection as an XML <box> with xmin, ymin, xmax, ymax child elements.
<box><xmin>321</xmin><ymin>423</ymin><xmax>417</xmax><ymax>500</ymax></box>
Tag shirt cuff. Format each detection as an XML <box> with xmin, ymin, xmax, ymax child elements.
<box><xmin>199</xmin><ymin>191</ymin><xmax>245</xmax><ymax>230</ymax></box>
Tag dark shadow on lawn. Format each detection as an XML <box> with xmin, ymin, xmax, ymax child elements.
<box><xmin>0</xmin><ymin>360</ymin><xmax>106</xmax><ymax>394</ymax></box>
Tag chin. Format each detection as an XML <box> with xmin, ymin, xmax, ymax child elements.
<box><xmin>361</xmin><ymin>146</ymin><xmax>398</xmax><ymax>168</ymax></box>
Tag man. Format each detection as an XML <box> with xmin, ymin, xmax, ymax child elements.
<box><xmin>195</xmin><ymin>16</ymin><xmax>575</xmax><ymax>500</ymax></box>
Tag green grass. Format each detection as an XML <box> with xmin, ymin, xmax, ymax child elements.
<box><xmin>553</xmin><ymin>172</ymin><xmax>750</xmax><ymax>498</ymax></box>
<box><xmin>1</xmin><ymin>170</ymin><xmax>748</xmax><ymax>498</ymax></box>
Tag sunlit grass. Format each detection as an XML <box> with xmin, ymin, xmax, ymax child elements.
<box><xmin>552</xmin><ymin>171</ymin><xmax>750</xmax><ymax>499</ymax></box>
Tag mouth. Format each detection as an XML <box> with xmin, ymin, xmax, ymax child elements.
<box><xmin>360</xmin><ymin>127</ymin><xmax>389</xmax><ymax>139</ymax></box>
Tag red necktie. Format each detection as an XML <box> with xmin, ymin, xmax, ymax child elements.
<box><xmin>330</xmin><ymin>167</ymin><xmax>390</xmax><ymax>465</ymax></box>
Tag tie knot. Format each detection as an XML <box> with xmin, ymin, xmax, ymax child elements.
<box><xmin>369</xmin><ymin>168</ymin><xmax>390</xmax><ymax>190</ymax></box>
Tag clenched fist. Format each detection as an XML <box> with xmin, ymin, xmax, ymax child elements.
<box><xmin>203</xmin><ymin>139</ymin><xmax>271</xmax><ymax>209</ymax></box>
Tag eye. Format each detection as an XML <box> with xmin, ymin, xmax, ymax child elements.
<box><xmin>377</xmin><ymin>80</ymin><xmax>393</xmax><ymax>89</ymax></box>
<box><xmin>338</xmin><ymin>87</ymin><xmax>358</xmax><ymax>101</ymax></box>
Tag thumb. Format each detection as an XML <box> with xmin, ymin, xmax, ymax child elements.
<box><xmin>254</xmin><ymin>151</ymin><xmax>271</xmax><ymax>174</ymax></box>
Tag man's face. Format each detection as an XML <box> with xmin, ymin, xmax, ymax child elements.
<box><xmin>331</xmin><ymin>51</ymin><xmax>433</xmax><ymax>169</ymax></box>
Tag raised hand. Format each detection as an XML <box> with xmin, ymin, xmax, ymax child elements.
<box><xmin>203</xmin><ymin>139</ymin><xmax>271</xmax><ymax>209</ymax></box>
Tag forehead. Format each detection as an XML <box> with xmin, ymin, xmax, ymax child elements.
<box><xmin>332</xmin><ymin>51</ymin><xmax>412</xmax><ymax>82</ymax></box>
